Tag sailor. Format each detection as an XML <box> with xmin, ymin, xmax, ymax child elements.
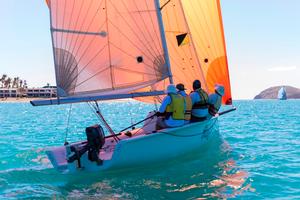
<box><xmin>176</xmin><ymin>83</ymin><xmax>192</xmax><ymax>124</ymax></box>
<box><xmin>190</xmin><ymin>80</ymin><xmax>209</xmax><ymax>122</ymax></box>
<box><xmin>156</xmin><ymin>84</ymin><xmax>185</xmax><ymax>129</ymax></box>
<box><xmin>208</xmin><ymin>84</ymin><xmax>225</xmax><ymax>117</ymax></box>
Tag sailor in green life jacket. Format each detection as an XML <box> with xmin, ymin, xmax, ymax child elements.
<box><xmin>190</xmin><ymin>80</ymin><xmax>209</xmax><ymax>122</ymax></box>
<box><xmin>176</xmin><ymin>83</ymin><xmax>192</xmax><ymax>124</ymax></box>
<box><xmin>156</xmin><ymin>84</ymin><xmax>185</xmax><ymax>130</ymax></box>
<box><xmin>208</xmin><ymin>84</ymin><xmax>225</xmax><ymax>117</ymax></box>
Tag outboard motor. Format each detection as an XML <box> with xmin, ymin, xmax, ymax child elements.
<box><xmin>86</xmin><ymin>125</ymin><xmax>105</xmax><ymax>165</ymax></box>
<box><xmin>66</xmin><ymin>124</ymin><xmax>105</xmax><ymax>167</ymax></box>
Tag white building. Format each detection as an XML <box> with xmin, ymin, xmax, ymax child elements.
<box><xmin>0</xmin><ymin>88</ymin><xmax>23</xmax><ymax>98</ymax></box>
<box><xmin>26</xmin><ymin>87</ymin><xmax>57</xmax><ymax>98</ymax></box>
<box><xmin>0</xmin><ymin>87</ymin><xmax>56</xmax><ymax>98</ymax></box>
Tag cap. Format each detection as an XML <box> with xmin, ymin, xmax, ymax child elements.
<box><xmin>166</xmin><ymin>84</ymin><xmax>177</xmax><ymax>94</ymax></box>
<box><xmin>215</xmin><ymin>84</ymin><xmax>225</xmax><ymax>96</ymax></box>
<box><xmin>176</xmin><ymin>83</ymin><xmax>186</xmax><ymax>91</ymax></box>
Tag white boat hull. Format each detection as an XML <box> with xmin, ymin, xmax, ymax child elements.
<box><xmin>46</xmin><ymin>116</ymin><xmax>219</xmax><ymax>173</ymax></box>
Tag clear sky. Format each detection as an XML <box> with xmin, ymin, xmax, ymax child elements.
<box><xmin>0</xmin><ymin>0</ymin><xmax>299</xmax><ymax>99</ymax></box>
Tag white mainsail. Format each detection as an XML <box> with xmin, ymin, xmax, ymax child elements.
<box><xmin>47</xmin><ymin>0</ymin><xmax>171</xmax><ymax>98</ymax></box>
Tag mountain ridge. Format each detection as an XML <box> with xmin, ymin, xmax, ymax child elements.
<box><xmin>254</xmin><ymin>86</ymin><xmax>300</xmax><ymax>99</ymax></box>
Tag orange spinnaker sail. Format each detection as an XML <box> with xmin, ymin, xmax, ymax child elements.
<box><xmin>180</xmin><ymin>0</ymin><xmax>232</xmax><ymax>104</ymax></box>
<box><xmin>137</xmin><ymin>0</ymin><xmax>232</xmax><ymax>105</ymax></box>
<box><xmin>45</xmin><ymin>0</ymin><xmax>50</xmax><ymax>7</ymax></box>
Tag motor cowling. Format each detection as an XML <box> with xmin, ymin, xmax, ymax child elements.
<box><xmin>86</xmin><ymin>125</ymin><xmax>105</xmax><ymax>164</ymax></box>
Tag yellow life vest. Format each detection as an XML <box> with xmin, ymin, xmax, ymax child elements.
<box><xmin>192</xmin><ymin>89</ymin><xmax>209</xmax><ymax>109</ymax></box>
<box><xmin>184</xmin><ymin>96</ymin><xmax>192</xmax><ymax>120</ymax></box>
<box><xmin>165</xmin><ymin>94</ymin><xmax>185</xmax><ymax>120</ymax></box>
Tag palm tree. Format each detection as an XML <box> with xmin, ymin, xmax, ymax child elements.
<box><xmin>12</xmin><ymin>77</ymin><xmax>17</xmax><ymax>88</ymax></box>
<box><xmin>19</xmin><ymin>80</ymin><xmax>23</xmax><ymax>88</ymax></box>
<box><xmin>5</xmin><ymin>77</ymin><xmax>12</xmax><ymax>88</ymax></box>
<box><xmin>0</xmin><ymin>76</ymin><xmax>3</xmax><ymax>88</ymax></box>
<box><xmin>23</xmin><ymin>80</ymin><xmax>28</xmax><ymax>88</ymax></box>
<box><xmin>0</xmin><ymin>74</ymin><xmax>7</xmax><ymax>88</ymax></box>
<box><xmin>15</xmin><ymin>77</ymin><xmax>20</xmax><ymax>88</ymax></box>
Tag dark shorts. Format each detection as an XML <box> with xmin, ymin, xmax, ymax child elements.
<box><xmin>156</xmin><ymin>117</ymin><xmax>169</xmax><ymax>130</ymax></box>
<box><xmin>190</xmin><ymin>115</ymin><xmax>207</xmax><ymax>122</ymax></box>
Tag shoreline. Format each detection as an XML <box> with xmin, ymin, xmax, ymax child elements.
<box><xmin>0</xmin><ymin>97</ymin><xmax>42</xmax><ymax>103</ymax></box>
<box><xmin>1</xmin><ymin>98</ymin><xmax>299</xmax><ymax>104</ymax></box>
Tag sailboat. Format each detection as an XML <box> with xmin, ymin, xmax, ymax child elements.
<box><xmin>31</xmin><ymin>0</ymin><xmax>234</xmax><ymax>173</ymax></box>
<box><xmin>278</xmin><ymin>87</ymin><xmax>287</xmax><ymax>100</ymax></box>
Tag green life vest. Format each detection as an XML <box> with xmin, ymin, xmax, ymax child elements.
<box><xmin>192</xmin><ymin>89</ymin><xmax>209</xmax><ymax>109</ymax></box>
<box><xmin>166</xmin><ymin>94</ymin><xmax>185</xmax><ymax>120</ymax></box>
<box><xmin>184</xmin><ymin>96</ymin><xmax>192</xmax><ymax>120</ymax></box>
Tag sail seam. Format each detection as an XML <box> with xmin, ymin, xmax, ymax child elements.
<box><xmin>58</xmin><ymin>0</ymin><xmax>67</xmax><ymax>91</ymax></box>
<box><xmin>110</xmin><ymin>0</ymin><xmax>160</xmax><ymax>62</ymax></box>
<box><xmin>107</xmin><ymin>21</ymin><xmax>160</xmax><ymax>68</ymax></box>
<box><xmin>58</xmin><ymin>0</ymin><xmax>86</xmax><ymax>93</ymax></box>
<box><xmin>120</xmin><ymin>0</ymin><xmax>161</xmax><ymax>59</ymax></box>
<box><xmin>178</xmin><ymin>0</ymin><xmax>209</xmax><ymax>92</ymax></box>
<box><xmin>105</xmin><ymin>0</ymin><xmax>114</xmax><ymax>90</ymax></box>
<box><xmin>66</xmin><ymin>44</ymin><xmax>109</xmax><ymax>91</ymax></box>
<box><xmin>145</xmin><ymin>0</ymin><xmax>163</xmax><ymax>52</ymax></box>
<box><xmin>109</xmin><ymin>42</ymin><xmax>164</xmax><ymax>73</ymax></box>
<box><xmin>132</xmin><ymin>0</ymin><xmax>162</xmax><ymax>60</ymax></box>
<box><xmin>162</xmin><ymin>1</ymin><xmax>201</xmax><ymax>84</ymax></box>
<box><xmin>63</xmin><ymin>0</ymin><xmax>105</xmax><ymax>86</ymax></box>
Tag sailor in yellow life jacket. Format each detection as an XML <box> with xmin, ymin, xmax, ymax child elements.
<box><xmin>208</xmin><ymin>84</ymin><xmax>225</xmax><ymax>117</ymax></box>
<box><xmin>176</xmin><ymin>83</ymin><xmax>192</xmax><ymax>124</ymax></box>
<box><xmin>190</xmin><ymin>80</ymin><xmax>209</xmax><ymax>122</ymax></box>
<box><xmin>156</xmin><ymin>84</ymin><xmax>185</xmax><ymax>130</ymax></box>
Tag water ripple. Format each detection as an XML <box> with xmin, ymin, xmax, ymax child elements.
<box><xmin>0</xmin><ymin>100</ymin><xmax>299</xmax><ymax>199</ymax></box>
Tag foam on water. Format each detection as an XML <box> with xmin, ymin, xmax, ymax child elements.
<box><xmin>0</xmin><ymin>100</ymin><xmax>299</xmax><ymax>199</ymax></box>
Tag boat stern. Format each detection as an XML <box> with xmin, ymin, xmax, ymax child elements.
<box><xmin>45</xmin><ymin>146</ymin><xmax>68</xmax><ymax>172</ymax></box>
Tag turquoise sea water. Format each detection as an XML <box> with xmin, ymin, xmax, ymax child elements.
<box><xmin>0</xmin><ymin>100</ymin><xmax>299</xmax><ymax>199</ymax></box>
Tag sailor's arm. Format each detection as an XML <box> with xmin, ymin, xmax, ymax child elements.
<box><xmin>158</xmin><ymin>96</ymin><xmax>171</xmax><ymax>114</ymax></box>
<box><xmin>189</xmin><ymin>92</ymin><xmax>199</xmax><ymax>105</ymax></box>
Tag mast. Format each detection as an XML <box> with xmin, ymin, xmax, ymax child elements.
<box><xmin>154</xmin><ymin>0</ymin><xmax>173</xmax><ymax>84</ymax></box>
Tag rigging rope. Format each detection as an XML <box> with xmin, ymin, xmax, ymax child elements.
<box><xmin>128</xmin><ymin>100</ymin><xmax>134</xmax><ymax>126</ymax></box>
<box><xmin>154</xmin><ymin>97</ymin><xmax>158</xmax><ymax>111</ymax></box>
<box><xmin>64</xmin><ymin>104</ymin><xmax>73</xmax><ymax>145</ymax></box>
<box><xmin>87</xmin><ymin>101</ymin><xmax>120</xmax><ymax>142</ymax></box>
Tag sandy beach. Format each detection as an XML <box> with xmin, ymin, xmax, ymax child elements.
<box><xmin>0</xmin><ymin>97</ymin><xmax>134</xmax><ymax>103</ymax></box>
<box><xmin>0</xmin><ymin>97</ymin><xmax>42</xmax><ymax>103</ymax></box>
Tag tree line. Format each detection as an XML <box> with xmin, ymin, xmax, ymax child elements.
<box><xmin>0</xmin><ymin>74</ymin><xmax>27</xmax><ymax>88</ymax></box>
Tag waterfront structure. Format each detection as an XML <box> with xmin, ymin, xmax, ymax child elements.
<box><xmin>26</xmin><ymin>87</ymin><xmax>56</xmax><ymax>98</ymax></box>
<box><xmin>0</xmin><ymin>87</ymin><xmax>56</xmax><ymax>98</ymax></box>
<box><xmin>0</xmin><ymin>88</ymin><xmax>23</xmax><ymax>98</ymax></box>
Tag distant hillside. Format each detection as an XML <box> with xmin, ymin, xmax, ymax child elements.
<box><xmin>254</xmin><ymin>86</ymin><xmax>300</xmax><ymax>99</ymax></box>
